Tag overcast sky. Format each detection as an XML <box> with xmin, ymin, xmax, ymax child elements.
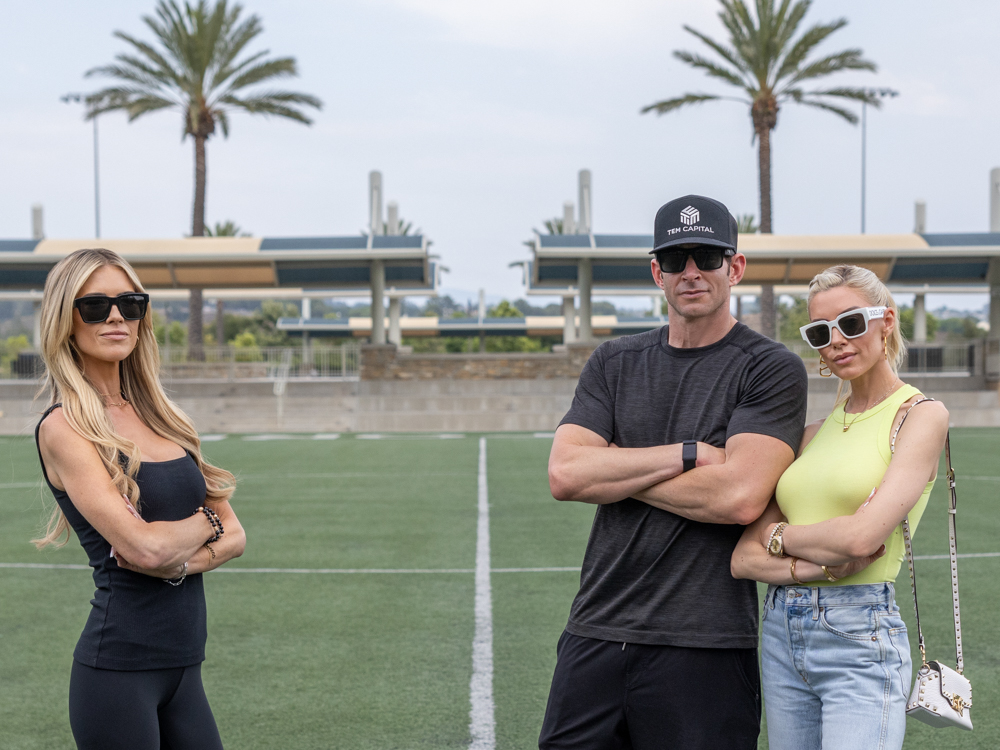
<box><xmin>2</xmin><ymin>0</ymin><xmax>998</xmax><ymax>310</ymax></box>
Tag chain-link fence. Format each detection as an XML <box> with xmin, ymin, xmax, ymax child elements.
<box><xmin>781</xmin><ymin>338</ymin><xmax>995</xmax><ymax>376</ymax></box>
<box><xmin>157</xmin><ymin>343</ymin><xmax>361</xmax><ymax>381</ymax></box>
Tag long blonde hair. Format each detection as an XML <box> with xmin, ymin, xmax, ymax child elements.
<box><xmin>807</xmin><ymin>264</ymin><xmax>907</xmax><ymax>404</ymax></box>
<box><xmin>33</xmin><ymin>248</ymin><xmax>235</xmax><ymax>548</ymax></box>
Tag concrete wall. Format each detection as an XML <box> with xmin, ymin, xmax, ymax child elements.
<box><xmin>360</xmin><ymin>343</ymin><xmax>595</xmax><ymax>380</ymax></box>
<box><xmin>4</xmin><ymin>375</ymin><xmax>998</xmax><ymax>436</ymax></box>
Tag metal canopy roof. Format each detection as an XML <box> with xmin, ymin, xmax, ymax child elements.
<box><xmin>0</xmin><ymin>235</ymin><xmax>434</xmax><ymax>291</ymax></box>
<box><xmin>277</xmin><ymin>315</ymin><xmax>663</xmax><ymax>338</ymax></box>
<box><xmin>525</xmin><ymin>232</ymin><xmax>1000</xmax><ymax>293</ymax></box>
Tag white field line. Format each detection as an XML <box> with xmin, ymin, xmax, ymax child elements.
<box><xmin>469</xmin><ymin>436</ymin><xmax>495</xmax><ymax>750</ymax></box>
<box><xmin>0</xmin><ymin>563</ymin><xmax>582</xmax><ymax>574</ymax></box>
<box><xmin>913</xmin><ymin>552</ymin><xmax>1000</xmax><ymax>560</ymax></box>
<box><xmin>11</xmin><ymin>558</ymin><xmax>1000</xmax><ymax>572</ymax></box>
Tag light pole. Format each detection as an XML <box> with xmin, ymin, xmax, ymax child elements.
<box><xmin>61</xmin><ymin>94</ymin><xmax>101</xmax><ymax>238</ymax></box>
<box><xmin>860</xmin><ymin>88</ymin><xmax>898</xmax><ymax>233</ymax></box>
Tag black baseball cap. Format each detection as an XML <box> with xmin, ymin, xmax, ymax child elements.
<box><xmin>650</xmin><ymin>195</ymin><xmax>738</xmax><ymax>255</ymax></box>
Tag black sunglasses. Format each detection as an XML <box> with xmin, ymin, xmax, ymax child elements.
<box><xmin>655</xmin><ymin>247</ymin><xmax>735</xmax><ymax>274</ymax></box>
<box><xmin>73</xmin><ymin>293</ymin><xmax>150</xmax><ymax>324</ymax></box>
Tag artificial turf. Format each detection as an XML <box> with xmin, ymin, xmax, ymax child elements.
<box><xmin>0</xmin><ymin>430</ymin><xmax>996</xmax><ymax>748</ymax></box>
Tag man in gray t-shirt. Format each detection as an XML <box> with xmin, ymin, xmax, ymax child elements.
<box><xmin>539</xmin><ymin>195</ymin><xmax>807</xmax><ymax>750</ymax></box>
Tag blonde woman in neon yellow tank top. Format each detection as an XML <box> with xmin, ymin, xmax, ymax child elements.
<box><xmin>731</xmin><ymin>265</ymin><xmax>948</xmax><ymax>750</ymax></box>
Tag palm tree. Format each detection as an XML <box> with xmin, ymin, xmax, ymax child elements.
<box><xmin>205</xmin><ymin>219</ymin><xmax>249</xmax><ymax>237</ymax></box>
<box><xmin>84</xmin><ymin>0</ymin><xmax>321</xmax><ymax>353</ymax></box>
<box><xmin>736</xmin><ymin>213</ymin><xmax>759</xmax><ymax>233</ymax></box>
<box><xmin>641</xmin><ymin>0</ymin><xmax>879</xmax><ymax>338</ymax></box>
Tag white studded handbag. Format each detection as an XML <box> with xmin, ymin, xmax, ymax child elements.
<box><xmin>893</xmin><ymin>401</ymin><xmax>972</xmax><ymax>730</ymax></box>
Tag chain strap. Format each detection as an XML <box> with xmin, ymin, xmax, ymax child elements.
<box><xmin>892</xmin><ymin>397</ymin><xmax>964</xmax><ymax>674</ymax></box>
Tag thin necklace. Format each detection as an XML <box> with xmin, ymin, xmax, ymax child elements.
<box><xmin>842</xmin><ymin>379</ymin><xmax>900</xmax><ymax>432</ymax></box>
<box><xmin>98</xmin><ymin>390</ymin><xmax>129</xmax><ymax>408</ymax></box>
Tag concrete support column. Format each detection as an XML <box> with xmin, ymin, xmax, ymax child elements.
<box><xmin>563</xmin><ymin>202</ymin><xmax>576</xmax><ymax>235</ymax></box>
<box><xmin>578</xmin><ymin>258</ymin><xmax>593</xmax><ymax>343</ymax></box>
<box><xmin>914</xmin><ymin>293</ymin><xmax>927</xmax><ymax>343</ymax></box>
<box><xmin>388</xmin><ymin>297</ymin><xmax>402</xmax><ymax>345</ymax></box>
<box><xmin>31</xmin><ymin>204</ymin><xmax>44</xmax><ymax>239</ymax></box>
<box><xmin>188</xmin><ymin>287</ymin><xmax>204</xmax><ymax>360</ymax></box>
<box><xmin>371</xmin><ymin>259</ymin><xmax>386</xmax><ymax>344</ymax></box>
<box><xmin>914</xmin><ymin>201</ymin><xmax>927</xmax><ymax>233</ymax></box>
<box><xmin>990</xmin><ymin>168</ymin><xmax>1000</xmax><ymax>233</ymax></box>
<box><xmin>987</xmin><ymin>170</ymin><xmax>1000</xmax><ymax>347</ymax></box>
<box><xmin>578</xmin><ymin>170</ymin><xmax>592</xmax><ymax>234</ymax></box>
<box><xmin>478</xmin><ymin>289</ymin><xmax>486</xmax><ymax>353</ymax></box>
<box><xmin>563</xmin><ymin>296</ymin><xmax>576</xmax><ymax>343</ymax></box>
<box><xmin>989</xmin><ymin>259</ymin><xmax>1000</xmax><ymax>340</ymax></box>
<box><xmin>32</xmin><ymin>301</ymin><xmax>42</xmax><ymax>349</ymax></box>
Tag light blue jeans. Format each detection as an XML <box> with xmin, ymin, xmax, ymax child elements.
<box><xmin>761</xmin><ymin>582</ymin><xmax>911</xmax><ymax>750</ymax></box>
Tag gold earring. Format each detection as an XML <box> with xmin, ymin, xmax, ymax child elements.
<box><xmin>884</xmin><ymin>336</ymin><xmax>888</xmax><ymax>361</ymax></box>
<box><xmin>819</xmin><ymin>357</ymin><xmax>832</xmax><ymax>377</ymax></box>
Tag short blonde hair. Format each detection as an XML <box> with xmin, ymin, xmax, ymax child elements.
<box><xmin>807</xmin><ymin>264</ymin><xmax>907</xmax><ymax>402</ymax></box>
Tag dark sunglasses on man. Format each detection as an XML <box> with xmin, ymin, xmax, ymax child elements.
<box><xmin>73</xmin><ymin>293</ymin><xmax>150</xmax><ymax>324</ymax></box>
<box><xmin>655</xmin><ymin>246</ymin><xmax>736</xmax><ymax>274</ymax></box>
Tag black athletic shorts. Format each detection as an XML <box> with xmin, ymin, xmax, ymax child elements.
<box><xmin>539</xmin><ymin>631</ymin><xmax>760</xmax><ymax>750</ymax></box>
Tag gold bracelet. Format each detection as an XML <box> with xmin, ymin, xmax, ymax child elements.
<box><xmin>789</xmin><ymin>557</ymin><xmax>805</xmax><ymax>585</ymax></box>
<box><xmin>822</xmin><ymin>565</ymin><xmax>839</xmax><ymax>583</ymax></box>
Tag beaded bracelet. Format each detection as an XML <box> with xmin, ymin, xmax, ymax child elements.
<box><xmin>193</xmin><ymin>506</ymin><xmax>224</xmax><ymax>543</ymax></box>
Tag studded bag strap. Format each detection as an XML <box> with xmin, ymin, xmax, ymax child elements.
<box><xmin>892</xmin><ymin>397</ymin><xmax>964</xmax><ymax>674</ymax></box>
<box><xmin>943</xmin><ymin>433</ymin><xmax>964</xmax><ymax>674</ymax></box>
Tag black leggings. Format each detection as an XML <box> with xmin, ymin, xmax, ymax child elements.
<box><xmin>69</xmin><ymin>661</ymin><xmax>223</xmax><ymax>750</ymax></box>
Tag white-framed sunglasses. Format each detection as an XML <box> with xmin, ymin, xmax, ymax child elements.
<box><xmin>799</xmin><ymin>306</ymin><xmax>887</xmax><ymax>349</ymax></box>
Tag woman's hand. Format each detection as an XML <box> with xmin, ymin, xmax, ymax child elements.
<box><xmin>825</xmin><ymin>544</ymin><xmax>886</xmax><ymax>580</ymax></box>
<box><xmin>697</xmin><ymin>443</ymin><xmax>727</xmax><ymax>468</ymax></box>
<box><xmin>113</xmin><ymin>553</ymin><xmax>186</xmax><ymax>580</ymax></box>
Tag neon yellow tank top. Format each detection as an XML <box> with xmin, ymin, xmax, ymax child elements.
<box><xmin>775</xmin><ymin>383</ymin><xmax>936</xmax><ymax>586</ymax></box>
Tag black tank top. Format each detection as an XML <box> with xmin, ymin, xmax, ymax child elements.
<box><xmin>35</xmin><ymin>405</ymin><xmax>208</xmax><ymax>670</ymax></box>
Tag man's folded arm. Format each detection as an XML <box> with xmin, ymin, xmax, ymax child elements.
<box><xmin>548</xmin><ymin>423</ymin><xmax>688</xmax><ymax>505</ymax></box>
<box><xmin>632</xmin><ymin>432</ymin><xmax>795</xmax><ymax>525</ymax></box>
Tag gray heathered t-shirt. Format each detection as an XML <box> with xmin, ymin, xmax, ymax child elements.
<box><xmin>560</xmin><ymin>322</ymin><xmax>808</xmax><ymax>648</ymax></box>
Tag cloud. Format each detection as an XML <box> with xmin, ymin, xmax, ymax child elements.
<box><xmin>378</xmin><ymin>0</ymin><xmax>710</xmax><ymax>52</ymax></box>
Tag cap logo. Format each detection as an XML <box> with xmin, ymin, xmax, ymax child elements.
<box><xmin>679</xmin><ymin>206</ymin><xmax>700</xmax><ymax>226</ymax></box>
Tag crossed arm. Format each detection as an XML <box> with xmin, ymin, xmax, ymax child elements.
<box><xmin>548</xmin><ymin>423</ymin><xmax>796</xmax><ymax>525</ymax></box>
<box><xmin>730</xmin><ymin>400</ymin><xmax>949</xmax><ymax>584</ymax></box>
<box><xmin>39</xmin><ymin>409</ymin><xmax>246</xmax><ymax>578</ymax></box>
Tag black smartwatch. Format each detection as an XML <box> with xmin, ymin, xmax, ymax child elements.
<box><xmin>682</xmin><ymin>440</ymin><xmax>698</xmax><ymax>473</ymax></box>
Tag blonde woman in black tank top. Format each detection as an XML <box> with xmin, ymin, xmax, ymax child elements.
<box><xmin>34</xmin><ymin>249</ymin><xmax>245</xmax><ymax>749</ymax></box>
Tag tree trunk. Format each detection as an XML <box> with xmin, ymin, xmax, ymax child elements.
<box><xmin>757</xmin><ymin>123</ymin><xmax>773</xmax><ymax>234</ymax></box>
<box><xmin>216</xmin><ymin>299</ymin><xmax>225</xmax><ymax>347</ymax></box>
<box><xmin>188</xmin><ymin>135</ymin><xmax>207</xmax><ymax>359</ymax></box>
<box><xmin>192</xmin><ymin>135</ymin><xmax>207</xmax><ymax>237</ymax></box>
<box><xmin>189</xmin><ymin>288</ymin><xmax>204</xmax><ymax>360</ymax></box>
<box><xmin>755</xmin><ymin>116</ymin><xmax>776</xmax><ymax>339</ymax></box>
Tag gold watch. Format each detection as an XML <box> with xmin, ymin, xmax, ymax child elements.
<box><xmin>767</xmin><ymin>522</ymin><xmax>789</xmax><ymax>557</ymax></box>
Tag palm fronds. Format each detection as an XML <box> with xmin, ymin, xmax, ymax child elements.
<box><xmin>643</xmin><ymin>0</ymin><xmax>880</xmax><ymax>125</ymax></box>
<box><xmin>84</xmin><ymin>0</ymin><xmax>322</xmax><ymax>136</ymax></box>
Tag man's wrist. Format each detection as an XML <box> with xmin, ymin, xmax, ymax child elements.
<box><xmin>681</xmin><ymin>440</ymin><xmax>698</xmax><ymax>472</ymax></box>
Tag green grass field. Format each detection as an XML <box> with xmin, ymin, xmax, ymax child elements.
<box><xmin>0</xmin><ymin>429</ymin><xmax>996</xmax><ymax>749</ymax></box>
